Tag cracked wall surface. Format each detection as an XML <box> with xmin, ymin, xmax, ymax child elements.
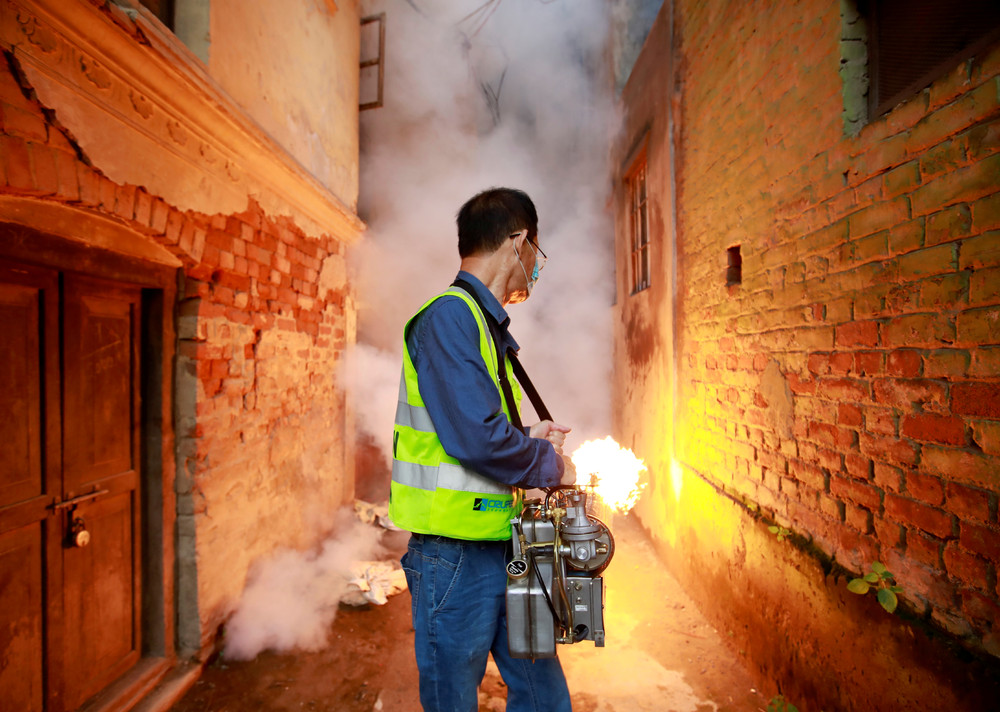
<box><xmin>613</xmin><ymin>2</ymin><xmax>1000</xmax><ymax>709</ymax></box>
<box><xmin>1</xmin><ymin>0</ymin><xmax>363</xmax><ymax>661</ymax></box>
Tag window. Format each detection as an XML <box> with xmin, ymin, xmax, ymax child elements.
<box><xmin>868</xmin><ymin>0</ymin><xmax>1000</xmax><ymax>117</ymax></box>
<box><xmin>626</xmin><ymin>156</ymin><xmax>650</xmax><ymax>294</ymax></box>
<box><xmin>360</xmin><ymin>13</ymin><xmax>386</xmax><ymax>111</ymax></box>
<box><xmin>843</xmin><ymin>0</ymin><xmax>1000</xmax><ymax>131</ymax></box>
<box><xmin>124</xmin><ymin>1</ymin><xmax>214</xmax><ymax>62</ymax></box>
<box><xmin>136</xmin><ymin>0</ymin><xmax>174</xmax><ymax>28</ymax></box>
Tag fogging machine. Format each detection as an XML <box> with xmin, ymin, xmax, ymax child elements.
<box><xmin>449</xmin><ymin>278</ymin><xmax>616</xmax><ymax>658</ymax></box>
<box><xmin>506</xmin><ymin>485</ymin><xmax>614</xmax><ymax>658</ymax></box>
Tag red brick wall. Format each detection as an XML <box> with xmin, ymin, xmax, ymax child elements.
<box><xmin>1</xmin><ymin>54</ymin><xmax>355</xmax><ymax>653</ymax></box>
<box><xmin>617</xmin><ymin>0</ymin><xmax>1000</xmax><ymax>708</ymax></box>
<box><xmin>678</xmin><ymin>0</ymin><xmax>1000</xmax><ymax>638</ymax></box>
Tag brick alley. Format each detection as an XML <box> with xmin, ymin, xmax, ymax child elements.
<box><xmin>164</xmin><ymin>514</ymin><xmax>769</xmax><ymax>712</ymax></box>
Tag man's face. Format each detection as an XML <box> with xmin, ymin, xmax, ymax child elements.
<box><xmin>507</xmin><ymin>230</ymin><xmax>546</xmax><ymax>304</ymax></box>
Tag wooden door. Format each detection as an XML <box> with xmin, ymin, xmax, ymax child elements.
<box><xmin>60</xmin><ymin>274</ymin><xmax>143</xmax><ymax>710</ymax></box>
<box><xmin>0</xmin><ymin>262</ymin><xmax>142</xmax><ymax>712</ymax></box>
<box><xmin>0</xmin><ymin>261</ymin><xmax>60</xmax><ymax>712</ymax></box>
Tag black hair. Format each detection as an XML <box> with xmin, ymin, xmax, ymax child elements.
<box><xmin>456</xmin><ymin>187</ymin><xmax>538</xmax><ymax>258</ymax></box>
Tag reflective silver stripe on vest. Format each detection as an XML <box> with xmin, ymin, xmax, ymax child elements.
<box><xmin>395</xmin><ymin>401</ymin><xmax>436</xmax><ymax>432</ymax></box>
<box><xmin>392</xmin><ymin>459</ymin><xmax>510</xmax><ymax>495</ymax></box>
<box><xmin>395</xmin><ymin>375</ymin><xmax>436</xmax><ymax>432</ymax></box>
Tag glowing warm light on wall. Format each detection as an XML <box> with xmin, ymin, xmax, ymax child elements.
<box><xmin>670</xmin><ymin>459</ymin><xmax>684</xmax><ymax>502</ymax></box>
<box><xmin>570</xmin><ymin>437</ymin><xmax>647</xmax><ymax>512</ymax></box>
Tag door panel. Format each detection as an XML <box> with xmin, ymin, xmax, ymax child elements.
<box><xmin>0</xmin><ymin>262</ymin><xmax>144</xmax><ymax>712</ymax></box>
<box><xmin>0</xmin><ymin>279</ymin><xmax>46</xmax><ymax>507</ymax></box>
<box><xmin>63</xmin><ymin>285</ymin><xmax>138</xmax><ymax>493</ymax></box>
<box><xmin>62</xmin><ymin>492</ymin><xmax>140</xmax><ymax>710</ymax></box>
<box><xmin>62</xmin><ymin>276</ymin><xmax>142</xmax><ymax>710</ymax></box>
<box><xmin>0</xmin><ymin>263</ymin><xmax>59</xmax><ymax>712</ymax></box>
<box><xmin>0</xmin><ymin>522</ymin><xmax>45</xmax><ymax>712</ymax></box>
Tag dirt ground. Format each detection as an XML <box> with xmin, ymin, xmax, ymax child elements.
<box><xmin>169</xmin><ymin>515</ymin><xmax>771</xmax><ymax>712</ymax></box>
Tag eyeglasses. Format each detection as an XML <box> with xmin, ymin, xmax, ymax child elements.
<box><xmin>528</xmin><ymin>239</ymin><xmax>547</xmax><ymax>261</ymax></box>
<box><xmin>511</xmin><ymin>230</ymin><xmax>548</xmax><ymax>263</ymax></box>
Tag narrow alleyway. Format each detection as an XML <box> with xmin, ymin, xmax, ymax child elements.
<box><xmin>168</xmin><ymin>515</ymin><xmax>770</xmax><ymax>712</ymax></box>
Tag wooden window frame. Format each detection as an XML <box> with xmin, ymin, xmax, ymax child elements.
<box><xmin>625</xmin><ymin>150</ymin><xmax>650</xmax><ymax>295</ymax></box>
<box><xmin>360</xmin><ymin>13</ymin><xmax>386</xmax><ymax>111</ymax></box>
<box><xmin>133</xmin><ymin>0</ymin><xmax>176</xmax><ymax>30</ymax></box>
<box><xmin>864</xmin><ymin>0</ymin><xmax>1000</xmax><ymax>119</ymax></box>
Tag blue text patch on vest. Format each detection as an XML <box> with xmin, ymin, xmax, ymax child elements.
<box><xmin>473</xmin><ymin>497</ymin><xmax>512</xmax><ymax>512</ymax></box>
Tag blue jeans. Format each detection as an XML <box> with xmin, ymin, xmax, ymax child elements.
<box><xmin>401</xmin><ymin>534</ymin><xmax>571</xmax><ymax>712</ymax></box>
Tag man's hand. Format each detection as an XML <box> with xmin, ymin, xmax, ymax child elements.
<box><xmin>529</xmin><ymin>420</ymin><xmax>572</xmax><ymax>454</ymax></box>
<box><xmin>559</xmin><ymin>455</ymin><xmax>578</xmax><ymax>486</ymax></box>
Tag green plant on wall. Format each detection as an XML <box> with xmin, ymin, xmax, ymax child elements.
<box><xmin>768</xmin><ymin>525</ymin><xmax>791</xmax><ymax>542</ymax></box>
<box><xmin>767</xmin><ymin>694</ymin><xmax>799</xmax><ymax>712</ymax></box>
<box><xmin>847</xmin><ymin>561</ymin><xmax>903</xmax><ymax>613</ymax></box>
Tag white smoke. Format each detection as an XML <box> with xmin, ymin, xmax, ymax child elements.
<box><xmin>351</xmin><ymin>0</ymin><xmax>620</xmax><ymax>461</ymax></box>
<box><xmin>340</xmin><ymin>342</ymin><xmax>401</xmax><ymax>447</ymax></box>
<box><xmin>222</xmin><ymin>0</ymin><xmax>618</xmax><ymax>660</ymax></box>
<box><xmin>222</xmin><ymin>509</ymin><xmax>387</xmax><ymax>660</ymax></box>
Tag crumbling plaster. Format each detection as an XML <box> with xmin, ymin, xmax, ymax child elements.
<box><xmin>1</xmin><ymin>0</ymin><xmax>366</xmax><ymax>665</ymax></box>
<box><xmin>1</xmin><ymin>0</ymin><xmax>362</xmax><ymax>240</ymax></box>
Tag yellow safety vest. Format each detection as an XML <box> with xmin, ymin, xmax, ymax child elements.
<box><xmin>389</xmin><ymin>286</ymin><xmax>523</xmax><ymax>540</ymax></box>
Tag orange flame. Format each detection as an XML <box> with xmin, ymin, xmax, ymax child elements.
<box><xmin>569</xmin><ymin>436</ymin><xmax>647</xmax><ymax>512</ymax></box>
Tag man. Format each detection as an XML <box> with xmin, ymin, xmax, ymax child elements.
<box><xmin>390</xmin><ymin>187</ymin><xmax>575</xmax><ymax>712</ymax></box>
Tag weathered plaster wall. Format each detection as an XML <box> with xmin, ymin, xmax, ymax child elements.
<box><xmin>2</xmin><ymin>0</ymin><xmax>362</xmax><ymax>658</ymax></box>
<box><xmin>614</xmin><ymin>2</ymin><xmax>1000</xmax><ymax>709</ymax></box>
<box><xmin>209</xmin><ymin>0</ymin><xmax>360</xmax><ymax>207</ymax></box>
<box><xmin>611</xmin><ymin>3</ymin><xmax>676</xmax><ymax>532</ymax></box>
